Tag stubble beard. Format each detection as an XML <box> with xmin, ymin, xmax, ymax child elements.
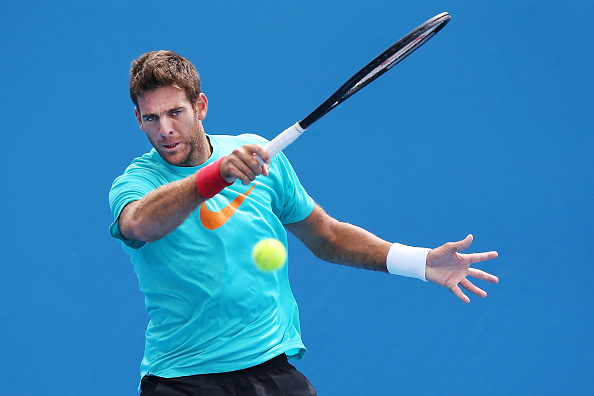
<box><xmin>155</xmin><ymin>116</ymin><xmax>209</xmax><ymax>167</ymax></box>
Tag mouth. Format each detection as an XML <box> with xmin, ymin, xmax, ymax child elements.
<box><xmin>161</xmin><ymin>142</ymin><xmax>180</xmax><ymax>151</ymax></box>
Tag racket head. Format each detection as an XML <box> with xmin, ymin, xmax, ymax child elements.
<box><xmin>300</xmin><ymin>12</ymin><xmax>451</xmax><ymax>129</ymax></box>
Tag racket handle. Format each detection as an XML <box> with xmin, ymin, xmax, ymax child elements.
<box><xmin>256</xmin><ymin>122</ymin><xmax>306</xmax><ymax>165</ymax></box>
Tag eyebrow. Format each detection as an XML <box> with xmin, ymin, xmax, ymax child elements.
<box><xmin>142</xmin><ymin>113</ymin><xmax>158</xmax><ymax>120</ymax></box>
<box><xmin>142</xmin><ymin>107</ymin><xmax>185</xmax><ymax>119</ymax></box>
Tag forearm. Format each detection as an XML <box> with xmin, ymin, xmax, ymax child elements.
<box><xmin>118</xmin><ymin>146</ymin><xmax>270</xmax><ymax>243</ymax></box>
<box><xmin>315</xmin><ymin>220</ymin><xmax>392</xmax><ymax>272</ymax></box>
<box><xmin>287</xmin><ymin>205</ymin><xmax>391</xmax><ymax>272</ymax></box>
<box><xmin>120</xmin><ymin>173</ymin><xmax>204</xmax><ymax>243</ymax></box>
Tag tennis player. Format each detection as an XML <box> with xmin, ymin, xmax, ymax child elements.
<box><xmin>109</xmin><ymin>50</ymin><xmax>498</xmax><ymax>396</ymax></box>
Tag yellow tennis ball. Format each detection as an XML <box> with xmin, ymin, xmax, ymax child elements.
<box><xmin>252</xmin><ymin>238</ymin><xmax>287</xmax><ymax>272</ymax></box>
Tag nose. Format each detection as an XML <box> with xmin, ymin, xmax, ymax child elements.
<box><xmin>159</xmin><ymin>116</ymin><xmax>174</xmax><ymax>136</ymax></box>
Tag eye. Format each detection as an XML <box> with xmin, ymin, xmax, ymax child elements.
<box><xmin>143</xmin><ymin>115</ymin><xmax>157</xmax><ymax>122</ymax></box>
<box><xmin>171</xmin><ymin>109</ymin><xmax>182</xmax><ymax>116</ymax></box>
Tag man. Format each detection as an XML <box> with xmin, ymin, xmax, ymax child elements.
<box><xmin>109</xmin><ymin>50</ymin><xmax>498</xmax><ymax>395</ymax></box>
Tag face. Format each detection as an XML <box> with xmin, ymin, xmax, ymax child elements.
<box><xmin>135</xmin><ymin>86</ymin><xmax>210</xmax><ymax>167</ymax></box>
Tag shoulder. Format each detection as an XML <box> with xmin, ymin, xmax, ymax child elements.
<box><xmin>237</xmin><ymin>133</ymin><xmax>269</xmax><ymax>145</ymax></box>
<box><xmin>209</xmin><ymin>133</ymin><xmax>269</xmax><ymax>147</ymax></box>
<box><xmin>122</xmin><ymin>149</ymin><xmax>163</xmax><ymax>173</ymax></box>
<box><xmin>111</xmin><ymin>149</ymin><xmax>168</xmax><ymax>191</ymax></box>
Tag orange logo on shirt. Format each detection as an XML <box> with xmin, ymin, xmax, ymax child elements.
<box><xmin>199</xmin><ymin>184</ymin><xmax>257</xmax><ymax>230</ymax></box>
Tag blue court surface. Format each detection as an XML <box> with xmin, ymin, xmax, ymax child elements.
<box><xmin>2</xmin><ymin>1</ymin><xmax>592</xmax><ymax>395</ymax></box>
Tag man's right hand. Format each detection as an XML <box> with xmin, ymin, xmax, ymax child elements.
<box><xmin>220</xmin><ymin>144</ymin><xmax>271</xmax><ymax>185</ymax></box>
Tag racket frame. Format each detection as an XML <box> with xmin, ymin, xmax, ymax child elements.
<box><xmin>260</xmin><ymin>12</ymin><xmax>451</xmax><ymax>162</ymax></box>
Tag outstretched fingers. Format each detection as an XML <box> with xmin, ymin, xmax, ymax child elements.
<box><xmin>450</xmin><ymin>234</ymin><xmax>474</xmax><ymax>254</ymax></box>
<box><xmin>449</xmin><ymin>267</ymin><xmax>498</xmax><ymax>303</ymax></box>
<box><xmin>449</xmin><ymin>284</ymin><xmax>471</xmax><ymax>304</ymax></box>
<box><xmin>460</xmin><ymin>278</ymin><xmax>487</xmax><ymax>298</ymax></box>
<box><xmin>468</xmin><ymin>250</ymin><xmax>499</xmax><ymax>264</ymax></box>
<box><xmin>427</xmin><ymin>235</ymin><xmax>499</xmax><ymax>303</ymax></box>
<box><xmin>469</xmin><ymin>268</ymin><xmax>499</xmax><ymax>284</ymax></box>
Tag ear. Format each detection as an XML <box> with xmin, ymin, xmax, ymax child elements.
<box><xmin>134</xmin><ymin>107</ymin><xmax>145</xmax><ymax>132</ymax></box>
<box><xmin>195</xmin><ymin>93</ymin><xmax>208</xmax><ymax>121</ymax></box>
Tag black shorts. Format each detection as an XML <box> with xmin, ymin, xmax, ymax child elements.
<box><xmin>140</xmin><ymin>354</ymin><xmax>317</xmax><ymax>396</ymax></box>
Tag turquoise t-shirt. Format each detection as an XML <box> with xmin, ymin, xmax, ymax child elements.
<box><xmin>108</xmin><ymin>133</ymin><xmax>315</xmax><ymax>379</ymax></box>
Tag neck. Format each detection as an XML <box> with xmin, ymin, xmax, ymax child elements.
<box><xmin>191</xmin><ymin>122</ymin><xmax>212</xmax><ymax>166</ymax></box>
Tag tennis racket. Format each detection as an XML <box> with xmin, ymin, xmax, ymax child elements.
<box><xmin>257</xmin><ymin>12</ymin><xmax>451</xmax><ymax>164</ymax></box>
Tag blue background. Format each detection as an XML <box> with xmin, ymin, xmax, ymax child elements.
<box><xmin>2</xmin><ymin>1</ymin><xmax>592</xmax><ymax>395</ymax></box>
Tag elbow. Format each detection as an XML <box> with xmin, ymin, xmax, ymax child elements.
<box><xmin>119</xmin><ymin>212</ymin><xmax>159</xmax><ymax>244</ymax></box>
<box><xmin>125</xmin><ymin>221</ymin><xmax>156</xmax><ymax>243</ymax></box>
<box><xmin>308</xmin><ymin>224</ymin><xmax>340</xmax><ymax>262</ymax></box>
<box><xmin>128</xmin><ymin>221</ymin><xmax>162</xmax><ymax>243</ymax></box>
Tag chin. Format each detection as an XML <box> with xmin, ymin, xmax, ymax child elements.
<box><xmin>164</xmin><ymin>152</ymin><xmax>195</xmax><ymax>167</ymax></box>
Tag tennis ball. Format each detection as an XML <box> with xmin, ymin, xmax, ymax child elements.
<box><xmin>252</xmin><ymin>238</ymin><xmax>287</xmax><ymax>272</ymax></box>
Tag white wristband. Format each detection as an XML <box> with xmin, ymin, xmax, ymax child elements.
<box><xmin>386</xmin><ymin>243</ymin><xmax>430</xmax><ymax>281</ymax></box>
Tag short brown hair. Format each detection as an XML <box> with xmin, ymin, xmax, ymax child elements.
<box><xmin>129</xmin><ymin>50</ymin><xmax>201</xmax><ymax>109</ymax></box>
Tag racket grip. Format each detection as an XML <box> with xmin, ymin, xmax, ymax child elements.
<box><xmin>256</xmin><ymin>122</ymin><xmax>306</xmax><ymax>165</ymax></box>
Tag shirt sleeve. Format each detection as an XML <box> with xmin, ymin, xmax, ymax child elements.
<box><xmin>108</xmin><ymin>169</ymin><xmax>161</xmax><ymax>249</ymax></box>
<box><xmin>274</xmin><ymin>152</ymin><xmax>315</xmax><ymax>224</ymax></box>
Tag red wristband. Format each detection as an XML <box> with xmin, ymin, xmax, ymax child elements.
<box><xmin>196</xmin><ymin>157</ymin><xmax>233</xmax><ymax>199</ymax></box>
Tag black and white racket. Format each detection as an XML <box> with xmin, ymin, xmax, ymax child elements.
<box><xmin>257</xmin><ymin>12</ymin><xmax>451</xmax><ymax>163</ymax></box>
